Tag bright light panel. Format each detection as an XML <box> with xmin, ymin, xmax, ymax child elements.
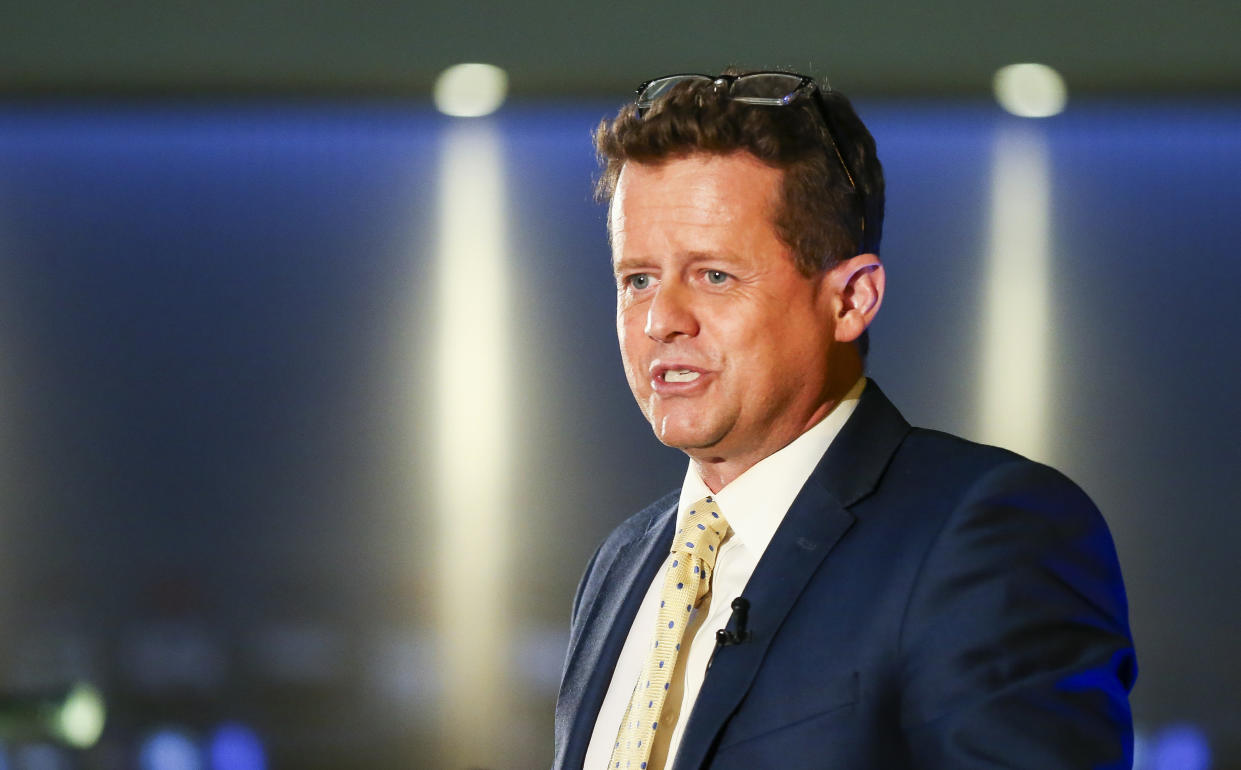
<box><xmin>994</xmin><ymin>63</ymin><xmax>1068</xmax><ymax>118</ymax></box>
<box><xmin>432</xmin><ymin>122</ymin><xmax>513</xmax><ymax>767</ymax></box>
<box><xmin>978</xmin><ymin>127</ymin><xmax>1052</xmax><ymax>462</ymax></box>
<box><xmin>433</xmin><ymin>63</ymin><xmax>509</xmax><ymax>118</ymax></box>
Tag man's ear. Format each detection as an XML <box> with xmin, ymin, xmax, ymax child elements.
<box><xmin>830</xmin><ymin>253</ymin><xmax>885</xmax><ymax>343</ymax></box>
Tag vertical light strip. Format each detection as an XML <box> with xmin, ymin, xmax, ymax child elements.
<box><xmin>0</xmin><ymin>224</ymin><xmax>10</xmax><ymax>628</ymax></box>
<box><xmin>978</xmin><ymin>126</ymin><xmax>1052</xmax><ymax>462</ymax></box>
<box><xmin>434</xmin><ymin>121</ymin><xmax>512</xmax><ymax>767</ymax></box>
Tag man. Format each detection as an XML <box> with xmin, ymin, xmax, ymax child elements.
<box><xmin>554</xmin><ymin>71</ymin><xmax>1136</xmax><ymax>770</ymax></box>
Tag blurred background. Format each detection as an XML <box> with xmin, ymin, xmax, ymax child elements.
<box><xmin>0</xmin><ymin>1</ymin><xmax>1238</xmax><ymax>768</ymax></box>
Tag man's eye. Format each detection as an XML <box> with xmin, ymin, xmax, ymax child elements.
<box><xmin>705</xmin><ymin>270</ymin><xmax>729</xmax><ymax>285</ymax></box>
<box><xmin>627</xmin><ymin>274</ymin><xmax>651</xmax><ymax>290</ymax></box>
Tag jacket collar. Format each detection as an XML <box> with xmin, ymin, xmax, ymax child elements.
<box><xmin>555</xmin><ymin>380</ymin><xmax>910</xmax><ymax>770</ymax></box>
<box><xmin>672</xmin><ymin>379</ymin><xmax>910</xmax><ymax>769</ymax></box>
<box><xmin>555</xmin><ymin>493</ymin><xmax>678</xmax><ymax>770</ymax></box>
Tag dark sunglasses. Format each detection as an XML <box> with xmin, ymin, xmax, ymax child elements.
<box><xmin>634</xmin><ymin>72</ymin><xmax>862</xmax><ymax>207</ymax></box>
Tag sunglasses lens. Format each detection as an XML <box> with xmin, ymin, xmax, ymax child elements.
<box><xmin>629</xmin><ymin>71</ymin><xmax>861</xmax><ymax>231</ymax></box>
<box><xmin>729</xmin><ymin>73</ymin><xmax>807</xmax><ymax>103</ymax></box>
<box><xmin>637</xmin><ymin>75</ymin><xmax>710</xmax><ymax>111</ymax></box>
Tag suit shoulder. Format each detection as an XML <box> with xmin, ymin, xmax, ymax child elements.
<box><xmin>896</xmin><ymin>427</ymin><xmax>1094</xmax><ymax>504</ymax></box>
<box><xmin>893</xmin><ymin>431</ymin><xmax>1135</xmax><ymax>738</ymax></box>
<box><xmin>900</xmin><ymin>426</ymin><xmax>1028</xmax><ymax>469</ymax></box>
<box><xmin>876</xmin><ymin>427</ymin><xmax>1114</xmax><ymax>555</ymax></box>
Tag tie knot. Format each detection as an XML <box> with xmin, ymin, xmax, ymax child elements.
<box><xmin>675</xmin><ymin>496</ymin><xmax>729</xmax><ymax>565</ymax></box>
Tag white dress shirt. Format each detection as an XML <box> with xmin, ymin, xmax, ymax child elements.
<box><xmin>583</xmin><ymin>378</ymin><xmax>866</xmax><ymax>769</ymax></box>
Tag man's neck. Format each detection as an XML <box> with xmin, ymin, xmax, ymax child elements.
<box><xmin>691</xmin><ymin>376</ymin><xmax>866</xmax><ymax>493</ymax></box>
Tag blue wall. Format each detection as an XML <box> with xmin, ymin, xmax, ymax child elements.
<box><xmin>0</xmin><ymin>99</ymin><xmax>1237</xmax><ymax>768</ymax></box>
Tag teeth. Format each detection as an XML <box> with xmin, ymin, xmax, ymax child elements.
<box><xmin>664</xmin><ymin>369</ymin><xmax>700</xmax><ymax>383</ymax></box>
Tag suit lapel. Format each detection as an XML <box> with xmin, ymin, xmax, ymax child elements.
<box><xmin>557</xmin><ymin>499</ymin><xmax>677</xmax><ymax>770</ymax></box>
<box><xmin>673</xmin><ymin>381</ymin><xmax>910</xmax><ymax>769</ymax></box>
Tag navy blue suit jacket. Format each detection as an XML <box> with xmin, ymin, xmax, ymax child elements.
<box><xmin>553</xmin><ymin>381</ymin><xmax>1136</xmax><ymax>769</ymax></box>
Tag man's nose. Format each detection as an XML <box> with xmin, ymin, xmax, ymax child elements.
<box><xmin>645</xmin><ymin>282</ymin><xmax>699</xmax><ymax>342</ymax></box>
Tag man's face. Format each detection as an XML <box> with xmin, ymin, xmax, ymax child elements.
<box><xmin>611</xmin><ymin>152</ymin><xmax>849</xmax><ymax>483</ymax></box>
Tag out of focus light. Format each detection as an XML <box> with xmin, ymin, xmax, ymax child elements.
<box><xmin>978</xmin><ymin>126</ymin><xmax>1051</xmax><ymax>462</ymax></box>
<box><xmin>993</xmin><ymin>63</ymin><xmax>1068</xmax><ymax>118</ymax></box>
<box><xmin>432</xmin><ymin>122</ymin><xmax>513</xmax><ymax>766</ymax></box>
<box><xmin>208</xmin><ymin>723</ymin><xmax>265</xmax><ymax>770</ymax></box>
<box><xmin>1139</xmin><ymin>724</ymin><xmax>1212</xmax><ymax>770</ymax></box>
<box><xmin>52</xmin><ymin>683</ymin><xmax>105</xmax><ymax>749</ymax></box>
<box><xmin>433</xmin><ymin>63</ymin><xmax>509</xmax><ymax>117</ymax></box>
<box><xmin>139</xmin><ymin>728</ymin><xmax>202</xmax><ymax>770</ymax></box>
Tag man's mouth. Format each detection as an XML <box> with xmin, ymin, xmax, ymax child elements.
<box><xmin>663</xmin><ymin>369</ymin><xmax>701</xmax><ymax>383</ymax></box>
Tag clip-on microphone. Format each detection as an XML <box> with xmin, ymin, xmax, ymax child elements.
<box><xmin>715</xmin><ymin>597</ymin><xmax>752</xmax><ymax>647</ymax></box>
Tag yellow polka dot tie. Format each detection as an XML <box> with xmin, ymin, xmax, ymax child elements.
<box><xmin>608</xmin><ymin>496</ymin><xmax>729</xmax><ymax>770</ymax></box>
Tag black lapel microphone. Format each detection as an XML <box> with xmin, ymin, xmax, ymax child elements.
<box><xmin>715</xmin><ymin>597</ymin><xmax>752</xmax><ymax>646</ymax></box>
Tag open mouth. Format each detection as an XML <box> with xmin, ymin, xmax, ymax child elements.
<box><xmin>663</xmin><ymin>369</ymin><xmax>701</xmax><ymax>383</ymax></box>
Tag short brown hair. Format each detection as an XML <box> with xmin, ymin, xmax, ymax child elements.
<box><xmin>594</xmin><ymin>71</ymin><xmax>884</xmax><ymax>275</ymax></box>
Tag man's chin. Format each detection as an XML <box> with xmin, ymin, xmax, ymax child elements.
<box><xmin>650</xmin><ymin>420</ymin><xmax>724</xmax><ymax>454</ymax></box>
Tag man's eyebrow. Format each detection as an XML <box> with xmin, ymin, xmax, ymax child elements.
<box><xmin>685</xmin><ymin>249</ymin><xmax>743</xmax><ymax>264</ymax></box>
<box><xmin>612</xmin><ymin>255</ymin><xmax>653</xmax><ymax>273</ymax></box>
<box><xmin>613</xmin><ymin>250</ymin><xmax>743</xmax><ymax>272</ymax></box>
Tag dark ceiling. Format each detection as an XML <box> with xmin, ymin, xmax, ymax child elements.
<box><xmin>2</xmin><ymin>0</ymin><xmax>1239</xmax><ymax>99</ymax></box>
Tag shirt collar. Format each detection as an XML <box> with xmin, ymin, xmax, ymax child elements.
<box><xmin>675</xmin><ymin>377</ymin><xmax>866</xmax><ymax>556</ymax></box>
